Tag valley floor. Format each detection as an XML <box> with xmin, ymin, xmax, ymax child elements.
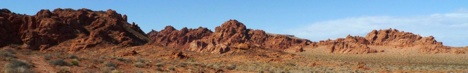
<box><xmin>2</xmin><ymin>45</ymin><xmax>468</xmax><ymax>73</ymax></box>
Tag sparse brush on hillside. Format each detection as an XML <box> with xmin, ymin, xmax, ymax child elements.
<box><xmin>3</xmin><ymin>59</ymin><xmax>34</xmax><ymax>73</ymax></box>
<box><xmin>49</xmin><ymin>59</ymin><xmax>70</xmax><ymax>66</ymax></box>
<box><xmin>0</xmin><ymin>49</ymin><xmax>16</xmax><ymax>61</ymax></box>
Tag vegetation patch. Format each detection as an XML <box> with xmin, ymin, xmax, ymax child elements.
<box><xmin>49</xmin><ymin>59</ymin><xmax>70</xmax><ymax>66</ymax></box>
<box><xmin>3</xmin><ymin>59</ymin><xmax>34</xmax><ymax>73</ymax></box>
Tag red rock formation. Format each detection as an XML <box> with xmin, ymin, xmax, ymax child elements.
<box><xmin>0</xmin><ymin>9</ymin><xmax>23</xmax><ymax>47</ymax></box>
<box><xmin>365</xmin><ymin>29</ymin><xmax>450</xmax><ymax>53</ymax></box>
<box><xmin>315</xmin><ymin>28</ymin><xmax>450</xmax><ymax>54</ymax></box>
<box><xmin>148</xmin><ymin>26</ymin><xmax>213</xmax><ymax>49</ymax></box>
<box><xmin>149</xmin><ymin>20</ymin><xmax>311</xmax><ymax>54</ymax></box>
<box><xmin>365</xmin><ymin>29</ymin><xmax>423</xmax><ymax>47</ymax></box>
<box><xmin>0</xmin><ymin>8</ymin><xmax>148</xmax><ymax>51</ymax></box>
<box><xmin>317</xmin><ymin>35</ymin><xmax>377</xmax><ymax>54</ymax></box>
<box><xmin>189</xmin><ymin>20</ymin><xmax>311</xmax><ymax>53</ymax></box>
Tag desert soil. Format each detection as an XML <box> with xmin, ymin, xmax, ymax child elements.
<box><xmin>2</xmin><ymin>45</ymin><xmax>468</xmax><ymax>73</ymax></box>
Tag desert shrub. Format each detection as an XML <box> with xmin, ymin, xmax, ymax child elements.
<box><xmin>57</xmin><ymin>67</ymin><xmax>71</xmax><ymax>73</ymax></box>
<box><xmin>134</xmin><ymin>62</ymin><xmax>145</xmax><ymax>68</ymax></box>
<box><xmin>67</xmin><ymin>54</ymin><xmax>78</xmax><ymax>59</ymax></box>
<box><xmin>155</xmin><ymin>63</ymin><xmax>164</xmax><ymax>67</ymax></box>
<box><xmin>155</xmin><ymin>67</ymin><xmax>165</xmax><ymax>72</ymax></box>
<box><xmin>179</xmin><ymin>63</ymin><xmax>188</xmax><ymax>67</ymax></box>
<box><xmin>43</xmin><ymin>54</ymin><xmax>52</xmax><ymax>60</ymax></box>
<box><xmin>115</xmin><ymin>57</ymin><xmax>131</xmax><ymax>63</ymax></box>
<box><xmin>49</xmin><ymin>59</ymin><xmax>70</xmax><ymax>66</ymax></box>
<box><xmin>226</xmin><ymin>64</ymin><xmax>237</xmax><ymax>70</ymax></box>
<box><xmin>3</xmin><ymin>59</ymin><xmax>34</xmax><ymax>73</ymax></box>
<box><xmin>2</xmin><ymin>49</ymin><xmax>16</xmax><ymax>54</ymax></box>
<box><xmin>0</xmin><ymin>50</ymin><xmax>16</xmax><ymax>61</ymax></box>
<box><xmin>111</xmin><ymin>70</ymin><xmax>123</xmax><ymax>73</ymax></box>
<box><xmin>71</xmin><ymin>59</ymin><xmax>79</xmax><ymax>66</ymax></box>
<box><xmin>104</xmin><ymin>62</ymin><xmax>117</xmax><ymax>68</ymax></box>
<box><xmin>101</xmin><ymin>66</ymin><xmax>118</xmax><ymax>73</ymax></box>
<box><xmin>186</xmin><ymin>58</ymin><xmax>196</xmax><ymax>62</ymax></box>
<box><xmin>116</xmin><ymin>57</ymin><xmax>125</xmax><ymax>61</ymax></box>
<box><xmin>168</xmin><ymin>66</ymin><xmax>176</xmax><ymax>71</ymax></box>
<box><xmin>286</xmin><ymin>63</ymin><xmax>296</xmax><ymax>66</ymax></box>
<box><xmin>135</xmin><ymin>71</ymin><xmax>144</xmax><ymax>73</ymax></box>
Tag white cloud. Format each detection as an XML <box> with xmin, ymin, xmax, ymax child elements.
<box><xmin>292</xmin><ymin>9</ymin><xmax>468</xmax><ymax>47</ymax></box>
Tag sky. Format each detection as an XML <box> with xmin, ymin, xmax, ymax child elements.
<box><xmin>1</xmin><ymin>0</ymin><xmax>468</xmax><ymax>46</ymax></box>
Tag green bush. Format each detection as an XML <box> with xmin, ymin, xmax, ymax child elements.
<box><xmin>49</xmin><ymin>59</ymin><xmax>70</xmax><ymax>66</ymax></box>
<box><xmin>104</xmin><ymin>62</ymin><xmax>117</xmax><ymax>68</ymax></box>
<box><xmin>71</xmin><ymin>59</ymin><xmax>79</xmax><ymax>66</ymax></box>
<box><xmin>115</xmin><ymin>57</ymin><xmax>131</xmax><ymax>63</ymax></box>
<box><xmin>57</xmin><ymin>67</ymin><xmax>71</xmax><ymax>73</ymax></box>
<box><xmin>168</xmin><ymin>66</ymin><xmax>176</xmax><ymax>71</ymax></box>
<box><xmin>43</xmin><ymin>54</ymin><xmax>52</xmax><ymax>60</ymax></box>
<box><xmin>67</xmin><ymin>55</ymin><xmax>78</xmax><ymax>59</ymax></box>
<box><xmin>0</xmin><ymin>50</ymin><xmax>16</xmax><ymax>61</ymax></box>
<box><xmin>226</xmin><ymin>64</ymin><xmax>237</xmax><ymax>70</ymax></box>
<box><xmin>3</xmin><ymin>60</ymin><xmax>34</xmax><ymax>73</ymax></box>
<box><xmin>116</xmin><ymin>57</ymin><xmax>125</xmax><ymax>61</ymax></box>
<box><xmin>155</xmin><ymin>63</ymin><xmax>164</xmax><ymax>67</ymax></box>
<box><xmin>134</xmin><ymin>62</ymin><xmax>145</xmax><ymax>68</ymax></box>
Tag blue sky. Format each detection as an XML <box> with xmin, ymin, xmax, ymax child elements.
<box><xmin>2</xmin><ymin>0</ymin><xmax>468</xmax><ymax>46</ymax></box>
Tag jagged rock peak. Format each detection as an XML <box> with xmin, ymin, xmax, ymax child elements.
<box><xmin>0</xmin><ymin>8</ymin><xmax>11</xmax><ymax>13</ymax></box>
<box><xmin>365</xmin><ymin>28</ymin><xmax>421</xmax><ymax>44</ymax></box>
<box><xmin>162</xmin><ymin>25</ymin><xmax>177</xmax><ymax>31</ymax></box>
<box><xmin>216</xmin><ymin>19</ymin><xmax>247</xmax><ymax>32</ymax></box>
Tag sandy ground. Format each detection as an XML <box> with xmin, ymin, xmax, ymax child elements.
<box><xmin>2</xmin><ymin>45</ymin><xmax>468</xmax><ymax>73</ymax></box>
<box><xmin>299</xmin><ymin>46</ymin><xmax>468</xmax><ymax>72</ymax></box>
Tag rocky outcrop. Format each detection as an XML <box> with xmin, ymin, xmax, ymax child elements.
<box><xmin>0</xmin><ymin>8</ymin><xmax>148</xmax><ymax>51</ymax></box>
<box><xmin>315</xmin><ymin>28</ymin><xmax>450</xmax><ymax>54</ymax></box>
<box><xmin>149</xmin><ymin>20</ymin><xmax>311</xmax><ymax>54</ymax></box>
<box><xmin>365</xmin><ymin>29</ymin><xmax>450</xmax><ymax>53</ymax></box>
<box><xmin>317</xmin><ymin>35</ymin><xmax>377</xmax><ymax>54</ymax></box>
<box><xmin>189</xmin><ymin>20</ymin><xmax>311</xmax><ymax>54</ymax></box>
<box><xmin>148</xmin><ymin>26</ymin><xmax>213</xmax><ymax>49</ymax></box>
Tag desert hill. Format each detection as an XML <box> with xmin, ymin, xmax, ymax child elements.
<box><xmin>311</xmin><ymin>28</ymin><xmax>453</xmax><ymax>54</ymax></box>
<box><xmin>0</xmin><ymin>8</ymin><xmax>148</xmax><ymax>51</ymax></box>
<box><xmin>148</xmin><ymin>20</ymin><xmax>311</xmax><ymax>54</ymax></box>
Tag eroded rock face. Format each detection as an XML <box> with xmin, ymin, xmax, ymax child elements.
<box><xmin>148</xmin><ymin>26</ymin><xmax>213</xmax><ymax>49</ymax></box>
<box><xmin>191</xmin><ymin>20</ymin><xmax>311</xmax><ymax>54</ymax></box>
<box><xmin>0</xmin><ymin>8</ymin><xmax>148</xmax><ymax>51</ymax></box>
<box><xmin>366</xmin><ymin>29</ymin><xmax>423</xmax><ymax>47</ymax></box>
<box><xmin>317</xmin><ymin>35</ymin><xmax>377</xmax><ymax>54</ymax></box>
<box><xmin>365</xmin><ymin>29</ymin><xmax>450</xmax><ymax>53</ymax></box>
<box><xmin>149</xmin><ymin>20</ymin><xmax>311</xmax><ymax>54</ymax></box>
<box><xmin>315</xmin><ymin>29</ymin><xmax>450</xmax><ymax>54</ymax></box>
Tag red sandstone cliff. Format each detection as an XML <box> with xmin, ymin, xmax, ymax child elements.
<box><xmin>315</xmin><ymin>28</ymin><xmax>450</xmax><ymax>54</ymax></box>
<box><xmin>0</xmin><ymin>8</ymin><xmax>148</xmax><ymax>51</ymax></box>
<box><xmin>148</xmin><ymin>20</ymin><xmax>311</xmax><ymax>54</ymax></box>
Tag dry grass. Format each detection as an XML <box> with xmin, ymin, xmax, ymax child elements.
<box><xmin>2</xmin><ymin>45</ymin><xmax>468</xmax><ymax>72</ymax></box>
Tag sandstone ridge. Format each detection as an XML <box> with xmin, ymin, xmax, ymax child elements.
<box><xmin>148</xmin><ymin>20</ymin><xmax>311</xmax><ymax>54</ymax></box>
<box><xmin>314</xmin><ymin>28</ymin><xmax>450</xmax><ymax>54</ymax></box>
<box><xmin>0</xmin><ymin>8</ymin><xmax>148</xmax><ymax>51</ymax></box>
